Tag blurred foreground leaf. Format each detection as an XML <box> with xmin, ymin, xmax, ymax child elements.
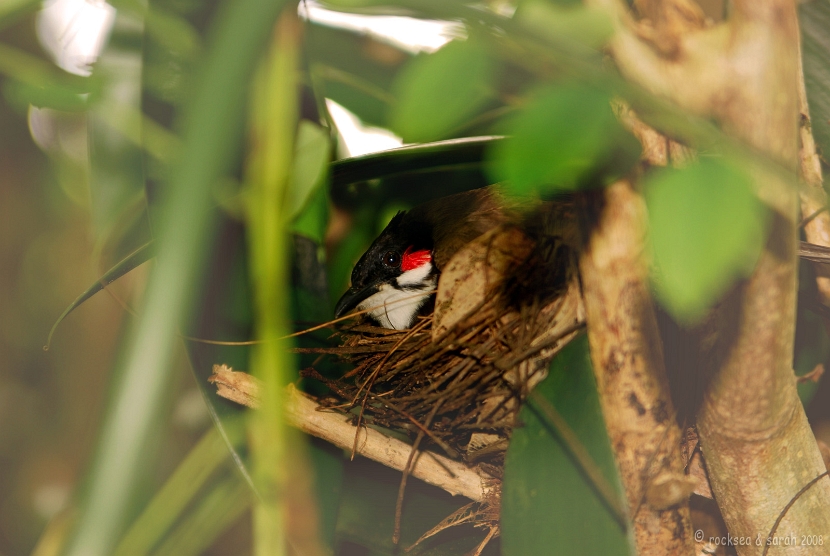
<box><xmin>306</xmin><ymin>22</ymin><xmax>408</xmax><ymax>128</ymax></box>
<box><xmin>389</xmin><ymin>39</ymin><xmax>494</xmax><ymax>143</ymax></box>
<box><xmin>61</xmin><ymin>0</ymin><xmax>287</xmax><ymax>552</ymax></box>
<box><xmin>645</xmin><ymin>158</ymin><xmax>769</xmax><ymax>323</ymax></box>
<box><xmin>113</xmin><ymin>420</ymin><xmax>246</xmax><ymax>555</ymax></box>
<box><xmin>502</xmin><ymin>334</ymin><xmax>631</xmax><ymax>556</ymax></box>
<box><xmin>801</xmin><ymin>0</ymin><xmax>830</xmax><ymax>159</ymax></box>
<box><xmin>149</xmin><ymin>473</ymin><xmax>251</xmax><ymax>556</ymax></box>
<box><xmin>488</xmin><ymin>83</ymin><xmax>638</xmax><ymax>195</ymax></box>
<box><xmin>87</xmin><ymin>7</ymin><xmax>147</xmax><ymax>243</ymax></box>
<box><xmin>244</xmin><ymin>8</ymin><xmax>317</xmax><ymax>556</ymax></box>
<box><xmin>515</xmin><ymin>1</ymin><xmax>613</xmax><ymax>49</ymax></box>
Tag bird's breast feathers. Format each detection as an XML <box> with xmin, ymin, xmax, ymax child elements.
<box><xmin>357</xmin><ymin>261</ymin><xmax>436</xmax><ymax>329</ymax></box>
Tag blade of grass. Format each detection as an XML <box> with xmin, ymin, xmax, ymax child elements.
<box><xmin>61</xmin><ymin>0</ymin><xmax>287</xmax><ymax>553</ymax></box>
<box><xmin>149</xmin><ymin>474</ymin><xmax>253</xmax><ymax>556</ymax></box>
<box><xmin>113</xmin><ymin>419</ymin><xmax>245</xmax><ymax>556</ymax></box>
<box><xmin>44</xmin><ymin>241</ymin><xmax>154</xmax><ymax>350</ymax></box>
<box><xmin>244</xmin><ymin>8</ymin><xmax>303</xmax><ymax>556</ymax></box>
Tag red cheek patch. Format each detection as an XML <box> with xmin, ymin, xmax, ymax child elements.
<box><xmin>401</xmin><ymin>246</ymin><xmax>432</xmax><ymax>271</ymax></box>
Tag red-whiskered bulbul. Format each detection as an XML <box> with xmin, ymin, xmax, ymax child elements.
<box><xmin>334</xmin><ymin>187</ymin><xmax>509</xmax><ymax>329</ymax></box>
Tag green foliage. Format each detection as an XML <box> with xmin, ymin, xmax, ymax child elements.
<box><xmin>515</xmin><ymin>1</ymin><xmax>613</xmax><ymax>49</ymax></box>
<box><xmin>800</xmin><ymin>0</ymin><xmax>830</xmax><ymax>159</ymax></box>
<box><xmin>306</xmin><ymin>22</ymin><xmax>407</xmax><ymax>128</ymax></box>
<box><xmin>336</xmin><ymin>460</ymin><xmax>496</xmax><ymax>555</ymax></box>
<box><xmin>644</xmin><ymin>158</ymin><xmax>769</xmax><ymax>323</ymax></box>
<box><xmin>244</xmin><ymin>10</ymin><xmax>298</xmax><ymax>556</ymax></box>
<box><xmin>17</xmin><ymin>0</ymin><xmax>830</xmax><ymax>552</ymax></box>
<box><xmin>60</xmin><ymin>0</ymin><xmax>288</xmax><ymax>553</ymax></box>
<box><xmin>389</xmin><ymin>39</ymin><xmax>494</xmax><ymax>142</ymax></box>
<box><xmin>3</xmin><ymin>79</ymin><xmax>91</xmax><ymax>111</ymax></box>
<box><xmin>488</xmin><ymin>82</ymin><xmax>639</xmax><ymax>196</ymax></box>
<box><xmin>288</xmin><ymin>121</ymin><xmax>331</xmax><ymax>244</ymax></box>
<box><xmin>503</xmin><ymin>334</ymin><xmax>632</xmax><ymax>556</ymax></box>
<box><xmin>113</xmin><ymin>422</ymin><xmax>246</xmax><ymax>556</ymax></box>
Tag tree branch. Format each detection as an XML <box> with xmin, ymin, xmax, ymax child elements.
<box><xmin>593</xmin><ymin>0</ymin><xmax>830</xmax><ymax>553</ymax></box>
<box><xmin>578</xmin><ymin>180</ymin><xmax>694</xmax><ymax>556</ymax></box>
<box><xmin>209</xmin><ymin>365</ymin><xmax>498</xmax><ymax>503</ymax></box>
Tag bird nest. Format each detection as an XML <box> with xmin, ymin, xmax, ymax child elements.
<box><xmin>304</xmin><ymin>203</ymin><xmax>585</xmax><ymax>470</ymax></box>
<box><xmin>208</xmin><ymin>202</ymin><xmax>586</xmax><ymax>551</ymax></box>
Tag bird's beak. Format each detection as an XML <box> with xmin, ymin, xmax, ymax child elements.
<box><xmin>334</xmin><ymin>282</ymin><xmax>381</xmax><ymax>319</ymax></box>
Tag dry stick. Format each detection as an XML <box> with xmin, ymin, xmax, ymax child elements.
<box><xmin>280</xmin><ymin>383</ymin><xmax>495</xmax><ymax>502</ymax></box>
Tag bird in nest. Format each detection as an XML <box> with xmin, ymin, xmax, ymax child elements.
<box><xmin>334</xmin><ymin>187</ymin><xmax>516</xmax><ymax>330</ymax></box>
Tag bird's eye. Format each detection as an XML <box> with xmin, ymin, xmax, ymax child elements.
<box><xmin>383</xmin><ymin>251</ymin><xmax>401</xmax><ymax>268</ymax></box>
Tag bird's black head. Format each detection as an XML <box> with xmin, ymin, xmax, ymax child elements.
<box><xmin>334</xmin><ymin>210</ymin><xmax>437</xmax><ymax>329</ymax></box>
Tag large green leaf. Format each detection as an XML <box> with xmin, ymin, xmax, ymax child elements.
<box><xmin>336</xmin><ymin>459</ymin><xmax>497</xmax><ymax>555</ymax></box>
<box><xmin>330</xmin><ymin>135</ymin><xmax>500</xmax><ymax>194</ymax></box>
<box><xmin>801</xmin><ymin>0</ymin><xmax>830</xmax><ymax>160</ymax></box>
<box><xmin>644</xmin><ymin>157</ymin><xmax>769</xmax><ymax>323</ymax></box>
<box><xmin>488</xmin><ymin>82</ymin><xmax>639</xmax><ymax>195</ymax></box>
<box><xmin>289</xmin><ymin>120</ymin><xmax>331</xmax><ymax>244</ymax></box>
<box><xmin>502</xmin><ymin>334</ymin><xmax>631</xmax><ymax>556</ymax></box>
<box><xmin>389</xmin><ymin>39</ymin><xmax>494</xmax><ymax>143</ymax></box>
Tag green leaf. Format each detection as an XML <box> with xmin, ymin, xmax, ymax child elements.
<box><xmin>2</xmin><ymin>79</ymin><xmax>91</xmax><ymax>112</ymax></box>
<box><xmin>290</xmin><ymin>183</ymin><xmax>330</xmax><ymax>244</ymax></box>
<box><xmin>515</xmin><ymin>1</ymin><xmax>614</xmax><ymax>49</ymax></box>
<box><xmin>502</xmin><ymin>334</ymin><xmax>631</xmax><ymax>556</ymax></box>
<box><xmin>288</xmin><ymin>120</ymin><xmax>331</xmax><ymax>220</ymax></box>
<box><xmin>335</xmin><ymin>460</ymin><xmax>493</xmax><ymax>555</ymax></box>
<box><xmin>0</xmin><ymin>0</ymin><xmax>38</xmax><ymax>28</ymax></box>
<box><xmin>645</xmin><ymin>158</ymin><xmax>769</xmax><ymax>323</ymax></box>
<box><xmin>287</xmin><ymin>119</ymin><xmax>330</xmax><ymax>245</ymax></box>
<box><xmin>389</xmin><ymin>39</ymin><xmax>494</xmax><ymax>143</ymax></box>
<box><xmin>800</xmin><ymin>0</ymin><xmax>830</xmax><ymax>159</ymax></box>
<box><xmin>488</xmin><ymin>82</ymin><xmax>637</xmax><ymax>195</ymax></box>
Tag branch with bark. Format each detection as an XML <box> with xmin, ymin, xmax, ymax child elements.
<box><xmin>586</xmin><ymin>0</ymin><xmax>830</xmax><ymax>553</ymax></box>
<box><xmin>578</xmin><ymin>180</ymin><xmax>694</xmax><ymax>555</ymax></box>
<box><xmin>209</xmin><ymin>365</ymin><xmax>499</xmax><ymax>503</ymax></box>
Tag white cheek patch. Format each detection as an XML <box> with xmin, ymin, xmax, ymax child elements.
<box><xmin>396</xmin><ymin>261</ymin><xmax>434</xmax><ymax>287</ymax></box>
<box><xmin>358</xmin><ymin>272</ymin><xmax>437</xmax><ymax>329</ymax></box>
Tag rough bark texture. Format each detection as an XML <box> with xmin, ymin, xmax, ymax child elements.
<box><xmin>590</xmin><ymin>0</ymin><xmax>830</xmax><ymax>553</ymax></box>
<box><xmin>579</xmin><ymin>180</ymin><xmax>694</xmax><ymax>555</ymax></box>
